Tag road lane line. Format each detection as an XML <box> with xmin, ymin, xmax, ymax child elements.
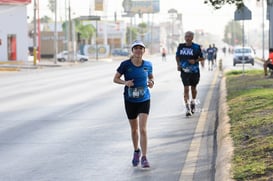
<box><xmin>179</xmin><ymin>69</ymin><xmax>219</xmax><ymax>181</ymax></box>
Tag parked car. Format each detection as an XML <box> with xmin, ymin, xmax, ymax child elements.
<box><xmin>111</xmin><ymin>48</ymin><xmax>130</xmax><ymax>56</ymax></box>
<box><xmin>57</xmin><ymin>51</ymin><xmax>89</xmax><ymax>62</ymax></box>
<box><xmin>233</xmin><ymin>46</ymin><xmax>255</xmax><ymax>66</ymax></box>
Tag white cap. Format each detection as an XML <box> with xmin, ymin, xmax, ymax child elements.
<box><xmin>131</xmin><ymin>40</ymin><xmax>145</xmax><ymax>49</ymax></box>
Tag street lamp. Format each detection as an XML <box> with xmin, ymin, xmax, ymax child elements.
<box><xmin>262</xmin><ymin>0</ymin><xmax>265</xmax><ymax>59</ymax></box>
<box><xmin>168</xmin><ymin>8</ymin><xmax>178</xmax><ymax>37</ymax></box>
<box><xmin>268</xmin><ymin>0</ymin><xmax>273</xmax><ymax>50</ymax></box>
<box><xmin>168</xmin><ymin>8</ymin><xmax>178</xmax><ymax>53</ymax></box>
<box><xmin>257</xmin><ymin>0</ymin><xmax>267</xmax><ymax>59</ymax></box>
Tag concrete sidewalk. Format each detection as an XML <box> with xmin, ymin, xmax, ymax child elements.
<box><xmin>0</xmin><ymin>59</ymin><xmax>65</xmax><ymax>70</ymax></box>
<box><xmin>0</xmin><ymin>53</ymin><xmax>157</xmax><ymax>72</ymax></box>
<box><xmin>0</xmin><ymin>57</ymin><xmax>114</xmax><ymax>72</ymax></box>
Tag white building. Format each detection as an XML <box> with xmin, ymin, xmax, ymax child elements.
<box><xmin>0</xmin><ymin>0</ymin><xmax>31</xmax><ymax>62</ymax></box>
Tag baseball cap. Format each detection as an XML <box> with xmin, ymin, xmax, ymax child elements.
<box><xmin>131</xmin><ymin>40</ymin><xmax>145</xmax><ymax>49</ymax></box>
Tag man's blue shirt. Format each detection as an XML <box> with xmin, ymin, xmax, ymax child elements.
<box><xmin>176</xmin><ymin>43</ymin><xmax>203</xmax><ymax>73</ymax></box>
<box><xmin>206</xmin><ymin>47</ymin><xmax>215</xmax><ymax>60</ymax></box>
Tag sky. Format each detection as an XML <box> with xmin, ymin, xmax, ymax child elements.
<box><xmin>26</xmin><ymin>0</ymin><xmax>265</xmax><ymax>38</ymax></box>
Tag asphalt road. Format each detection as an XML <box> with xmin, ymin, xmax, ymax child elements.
<box><xmin>0</xmin><ymin>53</ymin><xmax>246</xmax><ymax>181</ymax></box>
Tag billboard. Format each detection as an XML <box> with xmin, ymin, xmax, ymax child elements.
<box><xmin>95</xmin><ymin>0</ymin><xmax>103</xmax><ymax>11</ymax></box>
<box><xmin>122</xmin><ymin>0</ymin><xmax>160</xmax><ymax>14</ymax></box>
<box><xmin>0</xmin><ymin>0</ymin><xmax>31</xmax><ymax>4</ymax></box>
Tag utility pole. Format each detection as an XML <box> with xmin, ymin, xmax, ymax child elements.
<box><xmin>33</xmin><ymin>0</ymin><xmax>37</xmax><ymax>65</ymax></box>
<box><xmin>95</xmin><ymin>20</ymin><xmax>98</xmax><ymax>61</ymax></box>
<box><xmin>54</xmin><ymin>0</ymin><xmax>58</xmax><ymax>64</ymax></box>
<box><xmin>68</xmin><ymin>0</ymin><xmax>74</xmax><ymax>62</ymax></box>
<box><xmin>262</xmin><ymin>0</ymin><xmax>265</xmax><ymax>59</ymax></box>
<box><xmin>65</xmin><ymin>0</ymin><xmax>69</xmax><ymax>52</ymax></box>
<box><xmin>37</xmin><ymin>0</ymin><xmax>41</xmax><ymax>62</ymax></box>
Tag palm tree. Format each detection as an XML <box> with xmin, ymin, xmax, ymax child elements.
<box><xmin>76</xmin><ymin>23</ymin><xmax>96</xmax><ymax>44</ymax></box>
<box><xmin>138</xmin><ymin>22</ymin><xmax>148</xmax><ymax>41</ymax></box>
<box><xmin>126</xmin><ymin>26</ymin><xmax>138</xmax><ymax>45</ymax></box>
<box><xmin>62</xmin><ymin>19</ymin><xmax>96</xmax><ymax>44</ymax></box>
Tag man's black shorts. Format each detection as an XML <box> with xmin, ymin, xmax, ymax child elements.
<box><xmin>180</xmin><ymin>71</ymin><xmax>200</xmax><ymax>86</ymax></box>
<box><xmin>124</xmin><ymin>100</ymin><xmax>150</xmax><ymax>119</ymax></box>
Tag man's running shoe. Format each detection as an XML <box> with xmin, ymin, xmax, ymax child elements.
<box><xmin>186</xmin><ymin>110</ymin><xmax>192</xmax><ymax>117</ymax></box>
<box><xmin>185</xmin><ymin>104</ymin><xmax>192</xmax><ymax>117</ymax></box>
<box><xmin>190</xmin><ymin>102</ymin><xmax>196</xmax><ymax>114</ymax></box>
<box><xmin>141</xmin><ymin>156</ymin><xmax>150</xmax><ymax>168</ymax></box>
<box><xmin>132</xmin><ymin>149</ymin><xmax>141</xmax><ymax>167</ymax></box>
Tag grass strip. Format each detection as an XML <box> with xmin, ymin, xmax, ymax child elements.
<box><xmin>226</xmin><ymin>70</ymin><xmax>273</xmax><ymax>181</ymax></box>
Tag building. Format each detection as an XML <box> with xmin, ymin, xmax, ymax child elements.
<box><xmin>0</xmin><ymin>0</ymin><xmax>31</xmax><ymax>62</ymax></box>
<box><xmin>35</xmin><ymin>20</ymin><xmax>128</xmax><ymax>59</ymax></box>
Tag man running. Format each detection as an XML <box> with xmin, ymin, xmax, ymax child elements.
<box><xmin>176</xmin><ymin>31</ymin><xmax>204</xmax><ymax>117</ymax></box>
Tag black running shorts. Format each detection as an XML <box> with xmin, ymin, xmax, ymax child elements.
<box><xmin>180</xmin><ymin>71</ymin><xmax>200</xmax><ymax>87</ymax></box>
<box><xmin>124</xmin><ymin>100</ymin><xmax>150</xmax><ymax>119</ymax></box>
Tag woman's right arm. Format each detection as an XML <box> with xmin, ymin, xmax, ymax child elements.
<box><xmin>113</xmin><ymin>72</ymin><xmax>125</xmax><ymax>85</ymax></box>
<box><xmin>113</xmin><ymin>72</ymin><xmax>134</xmax><ymax>87</ymax></box>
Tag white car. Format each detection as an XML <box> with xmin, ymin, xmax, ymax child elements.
<box><xmin>57</xmin><ymin>51</ymin><xmax>89</xmax><ymax>62</ymax></box>
<box><xmin>233</xmin><ymin>46</ymin><xmax>255</xmax><ymax>66</ymax></box>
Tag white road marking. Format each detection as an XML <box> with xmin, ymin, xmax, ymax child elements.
<box><xmin>179</xmin><ymin>69</ymin><xmax>219</xmax><ymax>181</ymax></box>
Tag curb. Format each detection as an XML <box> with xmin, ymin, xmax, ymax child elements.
<box><xmin>0</xmin><ymin>67</ymin><xmax>20</xmax><ymax>71</ymax></box>
<box><xmin>215</xmin><ymin>72</ymin><xmax>234</xmax><ymax>181</ymax></box>
<box><xmin>0</xmin><ymin>61</ymin><xmax>22</xmax><ymax>71</ymax></box>
<box><xmin>0</xmin><ymin>61</ymin><xmax>75</xmax><ymax>71</ymax></box>
<box><xmin>0</xmin><ymin>58</ymin><xmax>115</xmax><ymax>71</ymax></box>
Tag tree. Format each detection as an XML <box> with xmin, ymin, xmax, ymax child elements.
<box><xmin>62</xmin><ymin>19</ymin><xmax>96</xmax><ymax>44</ymax></box>
<box><xmin>204</xmin><ymin>0</ymin><xmax>244</xmax><ymax>9</ymax></box>
<box><xmin>204</xmin><ymin>0</ymin><xmax>273</xmax><ymax>9</ymax></box>
<box><xmin>48</xmin><ymin>0</ymin><xmax>55</xmax><ymax>14</ymax></box>
<box><xmin>30</xmin><ymin>15</ymin><xmax>52</xmax><ymax>24</ymax></box>
<box><xmin>76</xmin><ymin>23</ymin><xmax>96</xmax><ymax>44</ymax></box>
<box><xmin>223</xmin><ymin>20</ymin><xmax>243</xmax><ymax>46</ymax></box>
<box><xmin>138</xmin><ymin>22</ymin><xmax>148</xmax><ymax>41</ymax></box>
<box><xmin>40</xmin><ymin>16</ymin><xmax>52</xmax><ymax>24</ymax></box>
<box><xmin>126</xmin><ymin>27</ymin><xmax>138</xmax><ymax>45</ymax></box>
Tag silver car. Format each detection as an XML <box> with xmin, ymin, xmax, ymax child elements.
<box><xmin>57</xmin><ymin>51</ymin><xmax>89</xmax><ymax>62</ymax></box>
<box><xmin>233</xmin><ymin>47</ymin><xmax>255</xmax><ymax>66</ymax></box>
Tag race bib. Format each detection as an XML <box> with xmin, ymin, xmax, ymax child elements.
<box><xmin>128</xmin><ymin>87</ymin><xmax>145</xmax><ymax>98</ymax></box>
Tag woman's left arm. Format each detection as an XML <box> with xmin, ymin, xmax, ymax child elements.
<box><xmin>148</xmin><ymin>74</ymin><xmax>154</xmax><ymax>88</ymax></box>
